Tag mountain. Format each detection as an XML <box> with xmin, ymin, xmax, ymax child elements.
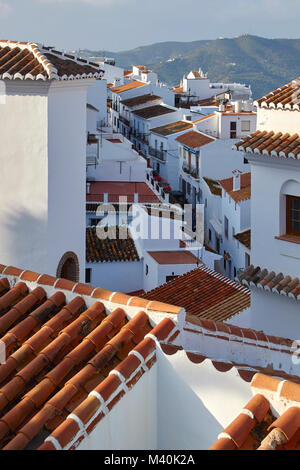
<box><xmin>81</xmin><ymin>35</ymin><xmax>300</xmax><ymax>99</ymax></box>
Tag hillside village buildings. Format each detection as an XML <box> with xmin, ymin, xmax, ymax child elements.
<box><xmin>0</xmin><ymin>40</ymin><xmax>300</xmax><ymax>451</ymax></box>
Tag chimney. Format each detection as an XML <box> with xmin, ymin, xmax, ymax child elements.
<box><xmin>104</xmin><ymin>193</ymin><xmax>109</xmax><ymax>203</ymax></box>
<box><xmin>232</xmin><ymin>170</ymin><xmax>242</xmax><ymax>191</ymax></box>
<box><xmin>219</xmin><ymin>104</ymin><xmax>225</xmax><ymax>112</ymax></box>
<box><xmin>134</xmin><ymin>193</ymin><xmax>139</xmax><ymax>203</ymax></box>
<box><xmin>86</xmin><ymin>182</ymin><xmax>91</xmax><ymax>194</ymax></box>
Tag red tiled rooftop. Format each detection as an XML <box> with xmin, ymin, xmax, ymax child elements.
<box><xmin>147</xmin><ymin>250</ymin><xmax>201</xmax><ymax>265</ymax></box>
<box><xmin>121</xmin><ymin>94</ymin><xmax>161</xmax><ymax>108</ymax></box>
<box><xmin>234</xmin><ymin>229</ymin><xmax>251</xmax><ymax>250</ymax></box>
<box><xmin>176</xmin><ymin>130</ymin><xmax>215</xmax><ymax>149</ymax></box>
<box><xmin>0</xmin><ymin>41</ymin><xmax>103</xmax><ymax>81</ymax></box>
<box><xmin>218</xmin><ymin>172</ymin><xmax>251</xmax><ymax>203</ymax></box>
<box><xmin>110</xmin><ymin>80</ymin><xmax>146</xmax><ymax>94</ymax></box>
<box><xmin>133</xmin><ymin>105</ymin><xmax>177</xmax><ymax>120</ymax></box>
<box><xmin>0</xmin><ymin>265</ymin><xmax>180</xmax><ymax>450</ymax></box>
<box><xmin>86</xmin><ymin>181</ymin><xmax>160</xmax><ymax>203</ymax></box>
<box><xmin>238</xmin><ymin>265</ymin><xmax>300</xmax><ymax>300</ymax></box>
<box><xmin>234</xmin><ymin>130</ymin><xmax>300</xmax><ymax>160</ymax></box>
<box><xmin>86</xmin><ymin>227</ymin><xmax>139</xmax><ymax>263</ymax></box>
<box><xmin>255</xmin><ymin>77</ymin><xmax>300</xmax><ymax>110</ymax></box>
<box><xmin>142</xmin><ymin>265</ymin><xmax>250</xmax><ymax>321</ymax></box>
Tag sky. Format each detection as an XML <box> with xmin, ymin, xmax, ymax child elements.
<box><xmin>0</xmin><ymin>0</ymin><xmax>300</xmax><ymax>52</ymax></box>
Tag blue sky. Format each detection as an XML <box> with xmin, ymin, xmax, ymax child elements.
<box><xmin>1</xmin><ymin>0</ymin><xmax>300</xmax><ymax>52</ymax></box>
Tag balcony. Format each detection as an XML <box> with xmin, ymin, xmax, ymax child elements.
<box><xmin>132</xmin><ymin>130</ymin><xmax>149</xmax><ymax>145</ymax></box>
<box><xmin>182</xmin><ymin>163</ymin><xmax>200</xmax><ymax>180</ymax></box>
<box><xmin>86</xmin><ymin>140</ymin><xmax>99</xmax><ymax>168</ymax></box>
<box><xmin>149</xmin><ymin>147</ymin><xmax>166</xmax><ymax>161</ymax></box>
<box><xmin>119</xmin><ymin>115</ymin><xmax>130</xmax><ymax>127</ymax></box>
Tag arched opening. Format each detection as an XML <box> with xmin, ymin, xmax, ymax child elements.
<box><xmin>280</xmin><ymin>179</ymin><xmax>300</xmax><ymax>236</ymax></box>
<box><xmin>56</xmin><ymin>251</ymin><xmax>79</xmax><ymax>282</ymax></box>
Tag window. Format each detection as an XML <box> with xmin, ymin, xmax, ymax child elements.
<box><xmin>166</xmin><ymin>275</ymin><xmax>179</xmax><ymax>282</ymax></box>
<box><xmin>85</xmin><ymin>268</ymin><xmax>91</xmax><ymax>283</ymax></box>
<box><xmin>145</xmin><ymin>264</ymin><xmax>149</xmax><ymax>276</ymax></box>
<box><xmin>286</xmin><ymin>195</ymin><xmax>300</xmax><ymax>235</ymax></box>
<box><xmin>244</xmin><ymin>157</ymin><xmax>249</xmax><ymax>164</ymax></box>
<box><xmin>187</xmin><ymin>183</ymin><xmax>191</xmax><ymax>195</ymax></box>
<box><xmin>232</xmin><ymin>227</ymin><xmax>235</xmax><ymax>238</ymax></box>
<box><xmin>234</xmin><ymin>267</ymin><xmax>237</xmax><ymax>278</ymax></box>
<box><xmin>245</xmin><ymin>253</ymin><xmax>250</xmax><ymax>268</ymax></box>
<box><xmin>230</xmin><ymin>121</ymin><xmax>237</xmax><ymax>138</ymax></box>
<box><xmin>224</xmin><ymin>216</ymin><xmax>229</xmax><ymax>239</ymax></box>
<box><xmin>241</xmin><ymin>120</ymin><xmax>251</xmax><ymax>132</ymax></box>
<box><xmin>209</xmin><ymin>229</ymin><xmax>212</xmax><ymax>241</ymax></box>
<box><xmin>223</xmin><ymin>251</ymin><xmax>227</xmax><ymax>270</ymax></box>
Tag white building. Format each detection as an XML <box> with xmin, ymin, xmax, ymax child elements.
<box><xmin>0</xmin><ymin>41</ymin><xmax>103</xmax><ymax>283</ymax></box>
<box><xmin>119</xmin><ymin>94</ymin><xmax>163</xmax><ymax>140</ymax></box>
<box><xmin>218</xmin><ymin>171</ymin><xmax>251</xmax><ymax>279</ymax></box>
<box><xmin>148</xmin><ymin>120</ymin><xmax>194</xmax><ymax>190</ymax></box>
<box><xmin>232</xmin><ymin>77</ymin><xmax>300</xmax><ymax>339</ymax></box>
<box><xmin>132</xmin><ymin>104</ymin><xmax>181</xmax><ymax>156</ymax></box>
<box><xmin>173</xmin><ymin>68</ymin><xmax>252</xmax><ymax>107</ymax></box>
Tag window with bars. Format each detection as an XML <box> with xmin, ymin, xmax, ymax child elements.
<box><xmin>286</xmin><ymin>195</ymin><xmax>300</xmax><ymax>235</ymax></box>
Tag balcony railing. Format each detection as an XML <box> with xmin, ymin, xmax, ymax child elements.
<box><xmin>149</xmin><ymin>147</ymin><xmax>166</xmax><ymax>161</ymax></box>
<box><xmin>182</xmin><ymin>164</ymin><xmax>199</xmax><ymax>179</ymax></box>
<box><xmin>86</xmin><ymin>142</ymin><xmax>99</xmax><ymax>167</ymax></box>
<box><xmin>131</xmin><ymin>130</ymin><xmax>149</xmax><ymax>144</ymax></box>
<box><xmin>119</xmin><ymin>115</ymin><xmax>130</xmax><ymax>127</ymax></box>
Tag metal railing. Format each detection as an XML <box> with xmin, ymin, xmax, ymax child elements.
<box><xmin>149</xmin><ymin>147</ymin><xmax>166</xmax><ymax>161</ymax></box>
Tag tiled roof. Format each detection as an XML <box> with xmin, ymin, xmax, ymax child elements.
<box><xmin>176</xmin><ymin>130</ymin><xmax>215</xmax><ymax>149</ymax></box>
<box><xmin>121</xmin><ymin>94</ymin><xmax>161</xmax><ymax>108</ymax></box>
<box><xmin>193</xmin><ymin>113</ymin><xmax>216</xmax><ymax>123</ymax></box>
<box><xmin>234</xmin><ymin>130</ymin><xmax>300</xmax><ymax>160</ymax></box>
<box><xmin>255</xmin><ymin>77</ymin><xmax>300</xmax><ymax>110</ymax></box>
<box><xmin>0</xmin><ymin>264</ymin><xmax>181</xmax><ymax>450</ymax></box>
<box><xmin>133</xmin><ymin>105</ymin><xmax>176</xmax><ymax>119</ymax></box>
<box><xmin>147</xmin><ymin>250</ymin><xmax>201</xmax><ymax>265</ymax></box>
<box><xmin>238</xmin><ymin>265</ymin><xmax>300</xmax><ymax>300</ymax></box>
<box><xmin>86</xmin><ymin>181</ymin><xmax>160</xmax><ymax>204</ymax></box>
<box><xmin>210</xmin><ymin>374</ymin><xmax>300</xmax><ymax>450</ymax></box>
<box><xmin>0</xmin><ymin>41</ymin><xmax>103</xmax><ymax>81</ymax></box>
<box><xmin>86</xmin><ymin>227</ymin><xmax>140</xmax><ymax>263</ymax></box>
<box><xmin>110</xmin><ymin>80</ymin><xmax>146</xmax><ymax>94</ymax></box>
<box><xmin>234</xmin><ymin>229</ymin><xmax>251</xmax><ymax>250</ymax></box>
<box><xmin>142</xmin><ymin>265</ymin><xmax>250</xmax><ymax>321</ymax></box>
<box><xmin>203</xmin><ymin>177</ymin><xmax>222</xmax><ymax>196</ymax></box>
<box><xmin>218</xmin><ymin>172</ymin><xmax>251</xmax><ymax>203</ymax></box>
<box><xmin>150</xmin><ymin>120</ymin><xmax>194</xmax><ymax>136</ymax></box>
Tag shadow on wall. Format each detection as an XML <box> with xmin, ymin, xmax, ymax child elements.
<box><xmin>0</xmin><ymin>206</ymin><xmax>48</xmax><ymax>273</ymax></box>
<box><xmin>156</xmin><ymin>347</ymin><xmax>222</xmax><ymax>450</ymax></box>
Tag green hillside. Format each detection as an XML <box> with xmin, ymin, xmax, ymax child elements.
<box><xmin>81</xmin><ymin>35</ymin><xmax>300</xmax><ymax>99</ymax></box>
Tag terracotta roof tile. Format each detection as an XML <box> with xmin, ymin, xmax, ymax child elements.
<box><xmin>110</xmin><ymin>80</ymin><xmax>146</xmax><ymax>94</ymax></box>
<box><xmin>121</xmin><ymin>94</ymin><xmax>161</xmax><ymax>108</ymax></box>
<box><xmin>203</xmin><ymin>177</ymin><xmax>222</xmax><ymax>196</ymax></box>
<box><xmin>176</xmin><ymin>130</ymin><xmax>215</xmax><ymax>149</ymax></box>
<box><xmin>0</xmin><ymin>264</ymin><xmax>180</xmax><ymax>450</ymax></box>
<box><xmin>238</xmin><ymin>265</ymin><xmax>300</xmax><ymax>300</ymax></box>
<box><xmin>142</xmin><ymin>265</ymin><xmax>250</xmax><ymax>321</ymax></box>
<box><xmin>150</xmin><ymin>120</ymin><xmax>194</xmax><ymax>136</ymax></box>
<box><xmin>0</xmin><ymin>41</ymin><xmax>103</xmax><ymax>81</ymax></box>
<box><xmin>86</xmin><ymin>227</ymin><xmax>139</xmax><ymax>263</ymax></box>
<box><xmin>255</xmin><ymin>77</ymin><xmax>300</xmax><ymax>110</ymax></box>
<box><xmin>133</xmin><ymin>105</ymin><xmax>177</xmax><ymax>119</ymax></box>
<box><xmin>234</xmin><ymin>229</ymin><xmax>251</xmax><ymax>249</ymax></box>
<box><xmin>234</xmin><ymin>130</ymin><xmax>300</xmax><ymax>160</ymax></box>
<box><xmin>218</xmin><ymin>172</ymin><xmax>251</xmax><ymax>203</ymax></box>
